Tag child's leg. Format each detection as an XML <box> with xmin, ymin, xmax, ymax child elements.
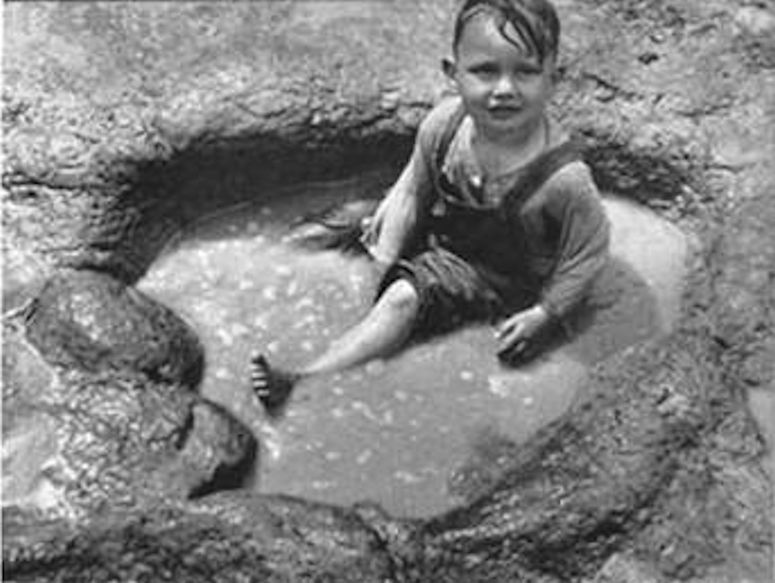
<box><xmin>250</xmin><ymin>278</ymin><xmax>420</xmax><ymax>409</ymax></box>
<box><xmin>302</xmin><ymin>278</ymin><xmax>420</xmax><ymax>374</ymax></box>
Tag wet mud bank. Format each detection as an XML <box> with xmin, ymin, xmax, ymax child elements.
<box><xmin>3</xmin><ymin>1</ymin><xmax>773</xmax><ymax>582</ymax></box>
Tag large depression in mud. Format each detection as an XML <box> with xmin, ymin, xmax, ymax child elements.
<box><xmin>138</xmin><ymin>175</ymin><xmax>688</xmax><ymax>517</ymax></box>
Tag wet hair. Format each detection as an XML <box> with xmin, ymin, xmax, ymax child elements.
<box><xmin>452</xmin><ymin>0</ymin><xmax>560</xmax><ymax>64</ymax></box>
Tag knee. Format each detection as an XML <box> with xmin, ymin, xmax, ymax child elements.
<box><xmin>381</xmin><ymin>279</ymin><xmax>420</xmax><ymax>315</ymax></box>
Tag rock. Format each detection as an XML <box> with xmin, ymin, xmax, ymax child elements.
<box><xmin>0</xmin><ymin>243</ymin><xmax>51</xmax><ymax>314</ymax></box>
<box><xmin>2</xmin><ymin>1</ymin><xmax>446</xmax><ymax>281</ymax></box>
<box><xmin>735</xmin><ymin>6</ymin><xmax>775</xmax><ymax>37</ymax></box>
<box><xmin>710</xmin><ymin>194</ymin><xmax>775</xmax><ymax>388</ymax></box>
<box><xmin>2</xmin><ymin>319</ymin><xmax>256</xmax><ymax>519</ymax></box>
<box><xmin>172</xmin><ymin>399</ymin><xmax>258</xmax><ymax>498</ymax></box>
<box><xmin>2</xmin><ymin>409</ymin><xmax>61</xmax><ymax>513</ymax></box>
<box><xmin>590</xmin><ymin>553</ymin><xmax>662</xmax><ymax>583</ymax></box>
<box><xmin>24</xmin><ymin>269</ymin><xmax>204</xmax><ymax>387</ymax></box>
<box><xmin>2</xmin><ymin>492</ymin><xmax>398</xmax><ymax>583</ymax></box>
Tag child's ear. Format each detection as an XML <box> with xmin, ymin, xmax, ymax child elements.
<box><xmin>441</xmin><ymin>57</ymin><xmax>457</xmax><ymax>81</ymax></box>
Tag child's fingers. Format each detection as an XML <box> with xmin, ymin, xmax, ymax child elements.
<box><xmin>497</xmin><ymin>339</ymin><xmax>530</xmax><ymax>364</ymax></box>
<box><xmin>496</xmin><ymin>310</ymin><xmax>532</xmax><ymax>338</ymax></box>
<box><xmin>495</xmin><ymin>319</ymin><xmax>515</xmax><ymax>339</ymax></box>
<box><xmin>497</xmin><ymin>329</ymin><xmax>528</xmax><ymax>353</ymax></box>
<box><xmin>496</xmin><ymin>318</ymin><xmax>526</xmax><ymax>343</ymax></box>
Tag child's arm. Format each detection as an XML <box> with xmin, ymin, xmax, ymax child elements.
<box><xmin>361</xmin><ymin>126</ymin><xmax>444</xmax><ymax>265</ymax></box>
<box><xmin>537</xmin><ymin>165</ymin><xmax>610</xmax><ymax>321</ymax></box>
<box><xmin>362</xmin><ymin>98</ymin><xmax>462</xmax><ymax>265</ymax></box>
<box><xmin>361</xmin><ymin>155</ymin><xmax>430</xmax><ymax>264</ymax></box>
<box><xmin>497</xmin><ymin>164</ymin><xmax>610</xmax><ymax>363</ymax></box>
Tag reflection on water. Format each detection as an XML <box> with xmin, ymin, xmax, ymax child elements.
<box><xmin>138</xmin><ymin>178</ymin><xmax>687</xmax><ymax>517</ymax></box>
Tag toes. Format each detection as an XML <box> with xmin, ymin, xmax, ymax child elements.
<box><xmin>251</xmin><ymin>375</ymin><xmax>269</xmax><ymax>390</ymax></box>
<box><xmin>249</xmin><ymin>354</ymin><xmax>271</xmax><ymax>393</ymax></box>
<box><xmin>249</xmin><ymin>355</ymin><xmax>286</xmax><ymax>404</ymax></box>
<box><xmin>251</xmin><ymin>378</ymin><xmax>269</xmax><ymax>393</ymax></box>
<box><xmin>249</xmin><ymin>354</ymin><xmax>269</xmax><ymax>376</ymax></box>
<box><xmin>250</xmin><ymin>364</ymin><xmax>268</xmax><ymax>380</ymax></box>
<box><xmin>248</xmin><ymin>352</ymin><xmax>296</xmax><ymax>412</ymax></box>
<box><xmin>252</xmin><ymin>384</ymin><xmax>270</xmax><ymax>397</ymax></box>
<box><xmin>250</xmin><ymin>352</ymin><xmax>267</xmax><ymax>367</ymax></box>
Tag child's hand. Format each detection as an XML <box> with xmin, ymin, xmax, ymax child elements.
<box><xmin>495</xmin><ymin>305</ymin><xmax>551</xmax><ymax>365</ymax></box>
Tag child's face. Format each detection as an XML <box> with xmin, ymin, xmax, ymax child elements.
<box><xmin>445</xmin><ymin>12</ymin><xmax>555</xmax><ymax>142</ymax></box>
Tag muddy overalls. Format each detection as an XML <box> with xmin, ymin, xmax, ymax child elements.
<box><xmin>380</xmin><ymin>105</ymin><xmax>583</xmax><ymax>337</ymax></box>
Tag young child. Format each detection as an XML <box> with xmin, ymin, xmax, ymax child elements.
<box><xmin>251</xmin><ymin>0</ymin><xmax>610</xmax><ymax>411</ymax></box>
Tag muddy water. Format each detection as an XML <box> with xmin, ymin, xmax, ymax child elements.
<box><xmin>138</xmin><ymin>177</ymin><xmax>688</xmax><ymax>517</ymax></box>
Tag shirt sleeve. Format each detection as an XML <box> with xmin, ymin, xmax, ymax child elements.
<box><xmin>538</xmin><ymin>163</ymin><xmax>610</xmax><ymax>320</ymax></box>
<box><xmin>364</xmin><ymin>99</ymin><xmax>459</xmax><ymax>263</ymax></box>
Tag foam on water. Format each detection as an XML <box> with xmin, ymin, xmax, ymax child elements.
<box><xmin>138</xmin><ymin>179</ymin><xmax>688</xmax><ymax>517</ymax></box>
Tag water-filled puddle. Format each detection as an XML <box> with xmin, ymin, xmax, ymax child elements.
<box><xmin>138</xmin><ymin>175</ymin><xmax>688</xmax><ymax>517</ymax></box>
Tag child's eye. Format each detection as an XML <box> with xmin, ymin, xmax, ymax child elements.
<box><xmin>513</xmin><ymin>63</ymin><xmax>542</xmax><ymax>77</ymax></box>
<box><xmin>469</xmin><ymin>64</ymin><xmax>499</xmax><ymax>78</ymax></box>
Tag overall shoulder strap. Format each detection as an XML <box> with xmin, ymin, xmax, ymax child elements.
<box><xmin>504</xmin><ymin>139</ymin><xmax>583</xmax><ymax>210</ymax></box>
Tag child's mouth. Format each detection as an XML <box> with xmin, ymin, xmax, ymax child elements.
<box><xmin>488</xmin><ymin>104</ymin><xmax>523</xmax><ymax>119</ymax></box>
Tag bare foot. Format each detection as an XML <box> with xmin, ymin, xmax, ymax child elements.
<box><xmin>249</xmin><ymin>352</ymin><xmax>298</xmax><ymax>412</ymax></box>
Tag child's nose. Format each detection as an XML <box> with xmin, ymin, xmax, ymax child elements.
<box><xmin>492</xmin><ymin>73</ymin><xmax>518</xmax><ymax>97</ymax></box>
